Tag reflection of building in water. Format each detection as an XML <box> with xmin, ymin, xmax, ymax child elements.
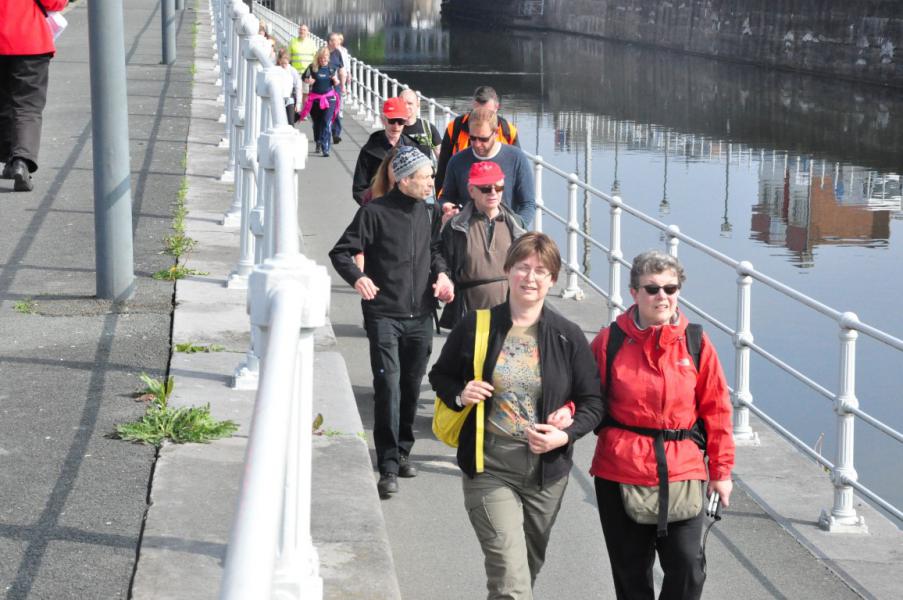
<box><xmin>751</xmin><ymin>157</ymin><xmax>895</xmax><ymax>266</ymax></box>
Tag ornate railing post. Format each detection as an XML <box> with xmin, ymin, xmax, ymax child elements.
<box><xmin>533</xmin><ymin>158</ymin><xmax>543</xmax><ymax>233</ymax></box>
<box><xmin>665</xmin><ymin>224</ymin><xmax>680</xmax><ymax>258</ymax></box>
<box><xmin>608</xmin><ymin>196</ymin><xmax>623</xmax><ymax>321</ymax></box>
<box><xmin>428</xmin><ymin>98</ymin><xmax>436</xmax><ymax>127</ymax></box>
<box><xmin>819</xmin><ymin>312</ymin><xmax>868</xmax><ymax>533</ymax></box>
<box><xmin>221</xmin><ymin>0</ymin><xmax>247</xmax><ymax>183</ymax></box>
<box><xmin>732</xmin><ymin>261</ymin><xmax>759</xmax><ymax>444</ymax></box>
<box><xmin>222</xmin><ymin>10</ymin><xmax>254</xmax><ymax>221</ymax></box>
<box><xmin>227</xmin><ymin>34</ymin><xmax>267</xmax><ymax>289</ymax></box>
<box><xmin>561</xmin><ymin>174</ymin><xmax>584</xmax><ymax>300</ymax></box>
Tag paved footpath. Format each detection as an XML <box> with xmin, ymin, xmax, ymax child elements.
<box><xmin>0</xmin><ymin>0</ymin><xmax>195</xmax><ymax>598</ymax></box>
<box><xmin>2</xmin><ymin>0</ymin><xmax>901</xmax><ymax>598</ymax></box>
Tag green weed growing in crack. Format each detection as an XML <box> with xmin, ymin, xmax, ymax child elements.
<box><xmin>175</xmin><ymin>341</ymin><xmax>225</xmax><ymax>353</ymax></box>
<box><xmin>115</xmin><ymin>373</ymin><xmax>238</xmax><ymax>446</ymax></box>
<box><xmin>12</xmin><ymin>298</ymin><xmax>37</xmax><ymax>314</ymax></box>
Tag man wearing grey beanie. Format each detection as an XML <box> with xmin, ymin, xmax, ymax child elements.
<box><xmin>330</xmin><ymin>145</ymin><xmax>455</xmax><ymax>498</ymax></box>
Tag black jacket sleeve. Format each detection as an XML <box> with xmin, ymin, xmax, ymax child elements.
<box><xmin>428</xmin><ymin>311</ymin><xmax>474</xmax><ymax>409</ymax></box>
<box><xmin>351</xmin><ymin>152</ymin><xmax>372</xmax><ymax>205</ymax></box>
<box><xmin>435</xmin><ymin>129</ymin><xmax>454</xmax><ymax>195</ymax></box>
<box><xmin>328</xmin><ymin>208</ymin><xmax>369</xmax><ymax>286</ymax></box>
<box><xmin>561</xmin><ymin>322</ymin><xmax>605</xmax><ymax>443</ymax></box>
<box><xmin>429</xmin><ymin>207</ymin><xmax>450</xmax><ymax>280</ymax></box>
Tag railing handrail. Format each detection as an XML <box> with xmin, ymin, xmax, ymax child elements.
<box><xmin>248</xmin><ymin>1</ymin><xmax>901</xmax><ymax>527</ymax></box>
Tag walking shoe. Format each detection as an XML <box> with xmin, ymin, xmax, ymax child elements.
<box><xmin>322</xmin><ymin>151</ymin><xmax>330</xmax><ymax>157</ymax></box>
<box><xmin>332</xmin><ymin>134</ymin><xmax>342</xmax><ymax>145</ymax></box>
<box><xmin>315</xmin><ymin>142</ymin><xmax>322</xmax><ymax>154</ymax></box>
<box><xmin>1</xmin><ymin>162</ymin><xmax>12</xmax><ymax>179</ymax></box>
<box><xmin>11</xmin><ymin>160</ymin><xmax>33</xmax><ymax>192</ymax></box>
<box><xmin>377</xmin><ymin>473</ymin><xmax>398</xmax><ymax>498</ymax></box>
<box><xmin>398</xmin><ymin>455</ymin><xmax>418</xmax><ymax>478</ymax></box>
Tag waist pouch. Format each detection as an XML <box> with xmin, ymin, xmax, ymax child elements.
<box><xmin>620</xmin><ymin>479</ymin><xmax>704</xmax><ymax>526</ymax></box>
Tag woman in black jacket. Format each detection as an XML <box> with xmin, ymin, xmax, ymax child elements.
<box><xmin>429</xmin><ymin>232</ymin><xmax>604</xmax><ymax>600</ymax></box>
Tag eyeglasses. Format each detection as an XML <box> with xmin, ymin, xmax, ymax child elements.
<box><xmin>513</xmin><ymin>264</ymin><xmax>552</xmax><ymax>279</ymax></box>
<box><xmin>469</xmin><ymin>133</ymin><xmax>493</xmax><ymax>143</ymax></box>
<box><xmin>639</xmin><ymin>284</ymin><xmax>681</xmax><ymax>295</ymax></box>
<box><xmin>475</xmin><ymin>184</ymin><xmax>504</xmax><ymax>194</ymax></box>
<box><xmin>386</xmin><ymin>118</ymin><xmax>406</xmax><ymax>126</ymax></box>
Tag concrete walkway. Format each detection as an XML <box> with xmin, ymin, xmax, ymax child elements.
<box><xmin>1</xmin><ymin>0</ymin><xmax>900</xmax><ymax>599</ymax></box>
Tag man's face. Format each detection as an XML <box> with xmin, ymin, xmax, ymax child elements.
<box><xmin>469</xmin><ymin>178</ymin><xmax>504</xmax><ymax>216</ymax></box>
<box><xmin>328</xmin><ymin>36</ymin><xmax>338</xmax><ymax>50</ymax></box>
<box><xmin>299</xmin><ymin>26</ymin><xmax>309</xmax><ymax>39</ymax></box>
<box><xmin>399</xmin><ymin>165</ymin><xmax>435</xmax><ymax>200</ymax></box>
<box><xmin>383</xmin><ymin>115</ymin><xmax>406</xmax><ymax>136</ymax></box>
<box><xmin>469</xmin><ymin>122</ymin><xmax>497</xmax><ymax>158</ymax></box>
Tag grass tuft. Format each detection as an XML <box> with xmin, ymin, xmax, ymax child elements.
<box><xmin>13</xmin><ymin>298</ymin><xmax>37</xmax><ymax>314</ymax></box>
<box><xmin>115</xmin><ymin>373</ymin><xmax>237</xmax><ymax>446</ymax></box>
<box><xmin>175</xmin><ymin>341</ymin><xmax>225</xmax><ymax>353</ymax></box>
<box><xmin>152</xmin><ymin>264</ymin><xmax>208</xmax><ymax>281</ymax></box>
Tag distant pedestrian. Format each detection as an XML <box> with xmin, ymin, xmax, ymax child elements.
<box><xmin>590</xmin><ymin>250</ymin><xmax>734</xmax><ymax>600</ymax></box>
<box><xmin>442</xmin><ymin>107</ymin><xmax>535</xmax><ymax>226</ymax></box>
<box><xmin>399</xmin><ymin>89</ymin><xmax>441</xmax><ymax>162</ymax></box>
<box><xmin>438</xmin><ymin>160</ymin><xmax>526</xmax><ymax>330</ymax></box>
<box><xmin>351</xmin><ymin>96</ymin><xmax>431</xmax><ymax>204</ymax></box>
<box><xmin>330</xmin><ymin>146</ymin><xmax>455</xmax><ymax>499</ymax></box>
<box><xmin>257</xmin><ymin>22</ymin><xmax>276</xmax><ymax>61</ymax></box>
<box><xmin>0</xmin><ymin>0</ymin><xmax>69</xmax><ymax>192</ymax></box>
<box><xmin>288</xmin><ymin>24</ymin><xmax>317</xmax><ymax>108</ymax></box>
<box><xmin>327</xmin><ymin>32</ymin><xmax>345</xmax><ymax>144</ymax></box>
<box><xmin>436</xmin><ymin>85</ymin><xmax>519</xmax><ymax>192</ymax></box>
<box><xmin>299</xmin><ymin>47</ymin><xmax>340</xmax><ymax>156</ymax></box>
<box><xmin>429</xmin><ymin>233</ymin><xmax>604</xmax><ymax>600</ymax></box>
<box><xmin>275</xmin><ymin>48</ymin><xmax>301</xmax><ymax>126</ymax></box>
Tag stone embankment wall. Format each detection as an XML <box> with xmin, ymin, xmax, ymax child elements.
<box><xmin>442</xmin><ymin>0</ymin><xmax>903</xmax><ymax>87</ymax></box>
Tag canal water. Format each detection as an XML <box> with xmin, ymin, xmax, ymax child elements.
<box><xmin>278</xmin><ymin>0</ymin><xmax>903</xmax><ymax>516</ymax></box>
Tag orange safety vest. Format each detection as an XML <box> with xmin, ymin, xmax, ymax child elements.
<box><xmin>445</xmin><ymin>114</ymin><xmax>518</xmax><ymax>154</ymax></box>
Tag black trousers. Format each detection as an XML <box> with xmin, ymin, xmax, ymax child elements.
<box><xmin>0</xmin><ymin>54</ymin><xmax>51</xmax><ymax>172</ymax></box>
<box><xmin>594</xmin><ymin>477</ymin><xmax>706</xmax><ymax>600</ymax></box>
<box><xmin>364</xmin><ymin>313</ymin><xmax>433</xmax><ymax>475</ymax></box>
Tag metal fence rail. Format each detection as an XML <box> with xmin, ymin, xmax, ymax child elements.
<box><xmin>251</xmin><ymin>2</ymin><xmax>903</xmax><ymax>528</ymax></box>
<box><xmin>211</xmin><ymin>1</ymin><xmax>331</xmax><ymax>598</ymax></box>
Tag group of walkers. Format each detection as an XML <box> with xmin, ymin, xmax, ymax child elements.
<box><xmin>327</xmin><ymin>72</ymin><xmax>737</xmax><ymax>599</ymax></box>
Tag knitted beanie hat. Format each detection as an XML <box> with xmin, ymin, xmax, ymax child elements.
<box><xmin>391</xmin><ymin>146</ymin><xmax>431</xmax><ymax>181</ymax></box>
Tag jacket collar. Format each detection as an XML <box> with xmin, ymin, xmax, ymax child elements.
<box><xmin>449</xmin><ymin>202</ymin><xmax>526</xmax><ymax>236</ymax></box>
<box><xmin>616</xmin><ymin>304</ymin><xmax>688</xmax><ymax>348</ymax></box>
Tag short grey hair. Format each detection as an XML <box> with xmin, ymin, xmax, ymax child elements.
<box><xmin>629</xmin><ymin>250</ymin><xmax>686</xmax><ymax>289</ymax></box>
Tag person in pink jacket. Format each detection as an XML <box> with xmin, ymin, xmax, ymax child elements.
<box><xmin>0</xmin><ymin>0</ymin><xmax>68</xmax><ymax>191</ymax></box>
<box><xmin>589</xmin><ymin>249</ymin><xmax>734</xmax><ymax>600</ymax></box>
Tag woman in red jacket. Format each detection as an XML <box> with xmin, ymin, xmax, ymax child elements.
<box><xmin>0</xmin><ymin>0</ymin><xmax>67</xmax><ymax>191</ymax></box>
<box><xmin>590</xmin><ymin>249</ymin><xmax>734</xmax><ymax>600</ymax></box>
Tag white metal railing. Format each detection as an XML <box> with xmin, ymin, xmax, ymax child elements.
<box><xmin>251</xmin><ymin>2</ymin><xmax>903</xmax><ymax>529</ymax></box>
<box><xmin>210</xmin><ymin>1</ymin><xmax>330</xmax><ymax>598</ymax></box>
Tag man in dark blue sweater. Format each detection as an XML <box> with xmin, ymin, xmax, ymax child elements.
<box><xmin>441</xmin><ymin>107</ymin><xmax>535</xmax><ymax>227</ymax></box>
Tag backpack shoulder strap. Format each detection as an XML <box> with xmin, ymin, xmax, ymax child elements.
<box><xmin>605</xmin><ymin>322</ymin><xmax>626</xmax><ymax>400</ymax></box>
<box><xmin>685</xmin><ymin>323</ymin><xmax>702</xmax><ymax>371</ymax></box>
<box><xmin>451</xmin><ymin>114</ymin><xmax>466</xmax><ymax>152</ymax></box>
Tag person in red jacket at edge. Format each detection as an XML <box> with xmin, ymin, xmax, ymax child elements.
<box><xmin>585</xmin><ymin>249</ymin><xmax>734</xmax><ymax>600</ymax></box>
<box><xmin>0</xmin><ymin>0</ymin><xmax>68</xmax><ymax>192</ymax></box>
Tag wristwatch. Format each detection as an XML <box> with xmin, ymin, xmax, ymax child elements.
<box><xmin>455</xmin><ymin>395</ymin><xmax>463</xmax><ymax>408</ymax></box>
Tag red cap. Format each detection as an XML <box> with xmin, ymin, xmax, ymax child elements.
<box><xmin>468</xmin><ymin>161</ymin><xmax>505</xmax><ymax>186</ymax></box>
<box><xmin>382</xmin><ymin>96</ymin><xmax>407</xmax><ymax>119</ymax></box>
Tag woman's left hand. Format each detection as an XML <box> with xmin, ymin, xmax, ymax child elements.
<box><xmin>707</xmin><ymin>479</ymin><xmax>733</xmax><ymax>508</ymax></box>
<box><xmin>525</xmin><ymin>424</ymin><xmax>569</xmax><ymax>455</ymax></box>
<box><xmin>546</xmin><ymin>405</ymin><xmax>574</xmax><ymax>430</ymax></box>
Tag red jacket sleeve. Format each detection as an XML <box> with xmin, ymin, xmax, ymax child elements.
<box><xmin>695</xmin><ymin>332</ymin><xmax>735</xmax><ymax>481</ymax></box>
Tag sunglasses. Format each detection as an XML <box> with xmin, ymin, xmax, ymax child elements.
<box><xmin>386</xmin><ymin>118</ymin><xmax>406</xmax><ymax>126</ymax></box>
<box><xmin>469</xmin><ymin>133</ymin><xmax>493</xmax><ymax>143</ymax></box>
<box><xmin>639</xmin><ymin>284</ymin><xmax>681</xmax><ymax>295</ymax></box>
<box><xmin>475</xmin><ymin>184</ymin><xmax>504</xmax><ymax>194</ymax></box>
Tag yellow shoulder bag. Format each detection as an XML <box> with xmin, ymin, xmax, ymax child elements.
<box><xmin>432</xmin><ymin>308</ymin><xmax>490</xmax><ymax>473</ymax></box>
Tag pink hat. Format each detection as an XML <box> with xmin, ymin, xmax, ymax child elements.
<box><xmin>468</xmin><ymin>161</ymin><xmax>504</xmax><ymax>186</ymax></box>
<box><xmin>382</xmin><ymin>96</ymin><xmax>407</xmax><ymax>119</ymax></box>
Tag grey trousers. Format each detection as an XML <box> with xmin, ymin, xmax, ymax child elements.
<box><xmin>462</xmin><ymin>433</ymin><xmax>569</xmax><ymax>600</ymax></box>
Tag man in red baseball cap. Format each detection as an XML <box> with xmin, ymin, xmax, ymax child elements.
<box><xmin>352</xmin><ymin>96</ymin><xmax>432</xmax><ymax>204</ymax></box>
<box><xmin>437</xmin><ymin>160</ymin><xmax>527</xmax><ymax>330</ymax></box>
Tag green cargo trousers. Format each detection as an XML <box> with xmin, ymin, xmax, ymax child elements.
<box><xmin>462</xmin><ymin>432</ymin><xmax>569</xmax><ymax>600</ymax></box>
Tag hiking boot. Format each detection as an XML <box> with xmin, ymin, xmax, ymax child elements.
<box><xmin>11</xmin><ymin>159</ymin><xmax>33</xmax><ymax>192</ymax></box>
<box><xmin>398</xmin><ymin>455</ymin><xmax>417</xmax><ymax>478</ymax></box>
<box><xmin>377</xmin><ymin>473</ymin><xmax>398</xmax><ymax>498</ymax></box>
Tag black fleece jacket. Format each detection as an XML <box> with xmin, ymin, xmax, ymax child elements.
<box><xmin>351</xmin><ymin>130</ymin><xmax>432</xmax><ymax>205</ymax></box>
<box><xmin>329</xmin><ymin>187</ymin><xmax>449</xmax><ymax>319</ymax></box>
<box><xmin>429</xmin><ymin>301</ymin><xmax>605</xmax><ymax>486</ymax></box>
